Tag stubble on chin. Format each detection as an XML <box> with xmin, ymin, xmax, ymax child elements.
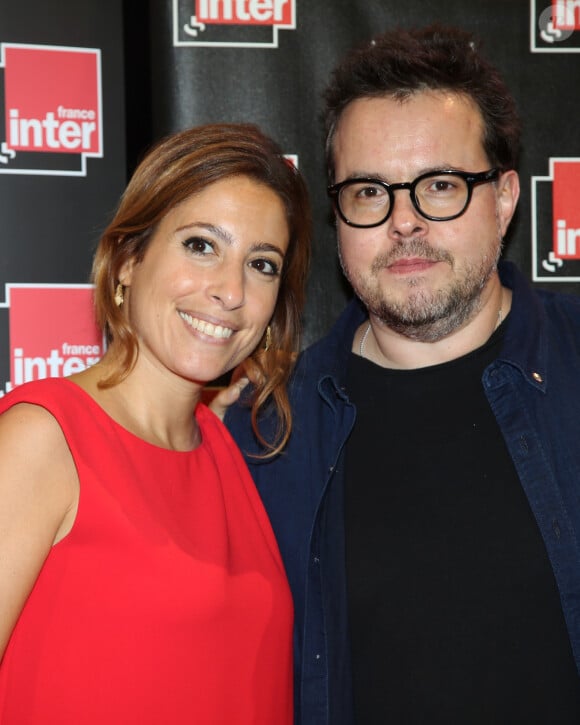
<box><xmin>339</xmin><ymin>234</ymin><xmax>503</xmax><ymax>343</ymax></box>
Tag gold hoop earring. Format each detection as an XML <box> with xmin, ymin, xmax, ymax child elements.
<box><xmin>114</xmin><ymin>283</ymin><xmax>124</xmax><ymax>307</ymax></box>
<box><xmin>264</xmin><ymin>325</ymin><xmax>272</xmax><ymax>352</ymax></box>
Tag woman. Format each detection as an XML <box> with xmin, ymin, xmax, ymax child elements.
<box><xmin>0</xmin><ymin>123</ymin><xmax>311</xmax><ymax>723</ymax></box>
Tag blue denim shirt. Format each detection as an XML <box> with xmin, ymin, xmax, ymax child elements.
<box><xmin>226</xmin><ymin>261</ymin><xmax>580</xmax><ymax>725</ymax></box>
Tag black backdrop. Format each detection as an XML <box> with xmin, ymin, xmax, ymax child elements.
<box><xmin>0</xmin><ymin>0</ymin><xmax>579</xmax><ymax>394</ymax></box>
<box><xmin>126</xmin><ymin>0</ymin><xmax>580</xmax><ymax>347</ymax></box>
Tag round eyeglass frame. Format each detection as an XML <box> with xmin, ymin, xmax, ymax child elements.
<box><xmin>327</xmin><ymin>168</ymin><xmax>501</xmax><ymax>227</ymax></box>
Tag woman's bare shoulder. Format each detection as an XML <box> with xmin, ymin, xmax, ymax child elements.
<box><xmin>0</xmin><ymin>401</ymin><xmax>73</xmax><ymax>463</ymax></box>
<box><xmin>0</xmin><ymin>401</ymin><xmax>79</xmax><ymax>532</ymax></box>
<box><xmin>0</xmin><ymin>402</ymin><xmax>80</xmax><ymax>660</ymax></box>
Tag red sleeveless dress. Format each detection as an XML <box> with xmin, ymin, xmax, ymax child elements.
<box><xmin>0</xmin><ymin>378</ymin><xmax>293</xmax><ymax>724</ymax></box>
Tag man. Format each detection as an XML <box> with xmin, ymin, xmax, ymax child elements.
<box><xmin>226</xmin><ymin>25</ymin><xmax>580</xmax><ymax>724</ymax></box>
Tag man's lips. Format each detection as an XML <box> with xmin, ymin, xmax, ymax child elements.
<box><xmin>387</xmin><ymin>257</ymin><xmax>439</xmax><ymax>274</ymax></box>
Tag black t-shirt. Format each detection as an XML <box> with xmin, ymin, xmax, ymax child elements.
<box><xmin>345</xmin><ymin>324</ymin><xmax>580</xmax><ymax>723</ymax></box>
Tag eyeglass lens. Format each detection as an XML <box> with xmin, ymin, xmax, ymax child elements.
<box><xmin>338</xmin><ymin>173</ymin><xmax>471</xmax><ymax>225</ymax></box>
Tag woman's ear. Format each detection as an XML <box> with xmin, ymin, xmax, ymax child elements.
<box><xmin>118</xmin><ymin>258</ymin><xmax>135</xmax><ymax>287</ymax></box>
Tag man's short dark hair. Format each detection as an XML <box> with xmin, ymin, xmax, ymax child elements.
<box><xmin>323</xmin><ymin>24</ymin><xmax>522</xmax><ymax>181</ymax></box>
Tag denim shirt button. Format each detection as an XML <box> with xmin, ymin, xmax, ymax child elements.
<box><xmin>315</xmin><ymin>653</ymin><xmax>321</xmax><ymax>661</ymax></box>
<box><xmin>532</xmin><ymin>371</ymin><xmax>543</xmax><ymax>383</ymax></box>
<box><xmin>313</xmin><ymin>556</ymin><xmax>320</xmax><ymax>564</ymax></box>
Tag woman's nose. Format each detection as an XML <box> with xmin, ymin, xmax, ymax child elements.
<box><xmin>206</xmin><ymin>265</ymin><xmax>245</xmax><ymax>310</ymax></box>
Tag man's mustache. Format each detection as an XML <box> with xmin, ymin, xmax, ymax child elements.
<box><xmin>370</xmin><ymin>239</ymin><xmax>453</xmax><ymax>274</ymax></box>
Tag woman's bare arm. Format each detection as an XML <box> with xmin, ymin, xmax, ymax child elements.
<box><xmin>0</xmin><ymin>403</ymin><xmax>79</xmax><ymax>661</ymax></box>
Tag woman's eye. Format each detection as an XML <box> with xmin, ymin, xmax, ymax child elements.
<box><xmin>183</xmin><ymin>237</ymin><xmax>214</xmax><ymax>254</ymax></box>
<box><xmin>250</xmin><ymin>258</ymin><xmax>280</xmax><ymax>276</ymax></box>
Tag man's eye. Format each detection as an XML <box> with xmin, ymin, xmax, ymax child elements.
<box><xmin>432</xmin><ymin>181</ymin><xmax>454</xmax><ymax>191</ymax></box>
<box><xmin>183</xmin><ymin>237</ymin><xmax>214</xmax><ymax>254</ymax></box>
<box><xmin>355</xmin><ymin>185</ymin><xmax>383</xmax><ymax>199</ymax></box>
<box><xmin>250</xmin><ymin>258</ymin><xmax>279</xmax><ymax>276</ymax></box>
<box><xmin>424</xmin><ymin>178</ymin><xmax>461</xmax><ymax>194</ymax></box>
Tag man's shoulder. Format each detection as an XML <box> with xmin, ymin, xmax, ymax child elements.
<box><xmin>502</xmin><ymin>260</ymin><xmax>580</xmax><ymax>331</ymax></box>
<box><xmin>535</xmin><ymin>286</ymin><xmax>580</xmax><ymax>311</ymax></box>
<box><xmin>533</xmin><ymin>284</ymin><xmax>580</xmax><ymax>329</ymax></box>
<box><xmin>295</xmin><ymin>296</ymin><xmax>366</xmax><ymax>374</ymax></box>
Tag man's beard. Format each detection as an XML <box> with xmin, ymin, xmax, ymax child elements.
<box><xmin>339</xmin><ymin>235</ymin><xmax>503</xmax><ymax>343</ymax></box>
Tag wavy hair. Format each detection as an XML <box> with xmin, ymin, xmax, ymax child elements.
<box><xmin>92</xmin><ymin>123</ymin><xmax>311</xmax><ymax>456</ymax></box>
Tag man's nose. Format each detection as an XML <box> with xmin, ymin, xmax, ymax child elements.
<box><xmin>387</xmin><ymin>188</ymin><xmax>429</xmax><ymax>238</ymax></box>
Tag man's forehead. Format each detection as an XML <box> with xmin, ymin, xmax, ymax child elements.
<box><xmin>338</xmin><ymin>90</ymin><xmax>482</xmax><ymax>127</ymax></box>
<box><xmin>333</xmin><ymin>91</ymin><xmax>487</xmax><ymax>173</ymax></box>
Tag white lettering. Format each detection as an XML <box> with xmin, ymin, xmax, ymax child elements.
<box><xmin>557</xmin><ymin>219</ymin><xmax>566</xmax><ymax>255</ymax></box>
<box><xmin>18</xmin><ymin>117</ymin><xmax>43</xmax><ymax>148</ymax></box>
<box><xmin>11</xmin><ymin>347</ymin><xmax>102</xmax><ymax>384</ymax></box>
<box><xmin>61</xmin><ymin>343</ymin><xmax>101</xmax><ymax>355</ymax></box>
<box><xmin>59</xmin><ymin>121</ymin><xmax>82</xmax><ymax>150</ymax></box>
<box><xmin>237</xmin><ymin>0</ymin><xmax>251</xmax><ymax>20</ymax></box>
<box><xmin>82</xmin><ymin>121</ymin><xmax>97</xmax><ymax>149</ymax></box>
<box><xmin>198</xmin><ymin>0</ymin><xmax>289</xmax><ymax>21</ymax></box>
<box><xmin>556</xmin><ymin>219</ymin><xmax>580</xmax><ymax>256</ymax></box>
<box><xmin>555</xmin><ymin>0</ymin><xmax>580</xmax><ymax>27</ymax></box>
<box><xmin>46</xmin><ymin>349</ymin><xmax>65</xmax><ymax>377</ymax></box>
<box><xmin>9</xmin><ymin>109</ymin><xmax>20</xmax><ymax>145</ymax></box>
<box><xmin>57</xmin><ymin>105</ymin><xmax>96</xmax><ymax>120</ymax></box>
<box><xmin>250</xmin><ymin>0</ymin><xmax>272</xmax><ymax>21</ymax></box>
<box><xmin>63</xmin><ymin>357</ymin><xmax>85</xmax><ymax>376</ymax></box>
<box><xmin>273</xmin><ymin>0</ymin><xmax>288</xmax><ymax>21</ymax></box>
<box><xmin>8</xmin><ymin>109</ymin><xmax>97</xmax><ymax>151</ymax></box>
<box><xmin>43</xmin><ymin>113</ymin><xmax>60</xmax><ymax>149</ymax></box>
<box><xmin>13</xmin><ymin>348</ymin><xmax>23</xmax><ymax>386</ymax></box>
<box><xmin>199</xmin><ymin>0</ymin><xmax>232</xmax><ymax>20</ymax></box>
<box><xmin>569</xmin><ymin>227</ymin><xmax>580</xmax><ymax>256</ymax></box>
<box><xmin>25</xmin><ymin>355</ymin><xmax>49</xmax><ymax>380</ymax></box>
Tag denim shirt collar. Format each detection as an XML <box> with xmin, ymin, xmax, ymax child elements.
<box><xmin>309</xmin><ymin>260</ymin><xmax>548</xmax><ymax>393</ymax></box>
<box><xmin>300</xmin><ymin>295</ymin><xmax>366</xmax><ymax>391</ymax></box>
<box><xmin>495</xmin><ymin>261</ymin><xmax>549</xmax><ymax>392</ymax></box>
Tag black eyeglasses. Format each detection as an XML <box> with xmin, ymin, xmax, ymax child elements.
<box><xmin>327</xmin><ymin>168</ymin><xmax>501</xmax><ymax>228</ymax></box>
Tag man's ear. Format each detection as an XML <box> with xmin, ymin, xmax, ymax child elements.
<box><xmin>496</xmin><ymin>169</ymin><xmax>520</xmax><ymax>238</ymax></box>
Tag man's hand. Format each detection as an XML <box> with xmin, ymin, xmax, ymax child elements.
<box><xmin>208</xmin><ymin>377</ymin><xmax>249</xmax><ymax>421</ymax></box>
